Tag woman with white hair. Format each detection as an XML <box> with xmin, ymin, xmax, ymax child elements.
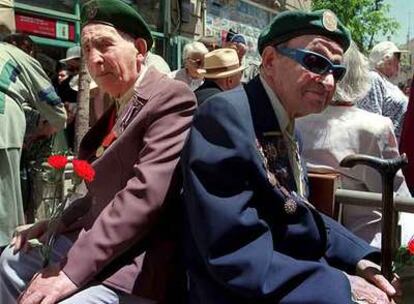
<box><xmin>356</xmin><ymin>41</ymin><xmax>408</xmax><ymax>141</ymax></box>
<box><xmin>296</xmin><ymin>41</ymin><xmax>413</xmax><ymax>248</ymax></box>
<box><xmin>169</xmin><ymin>41</ymin><xmax>208</xmax><ymax>91</ymax></box>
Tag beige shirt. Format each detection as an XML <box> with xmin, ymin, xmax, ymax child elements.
<box><xmin>260</xmin><ymin>75</ymin><xmax>305</xmax><ymax>196</ymax></box>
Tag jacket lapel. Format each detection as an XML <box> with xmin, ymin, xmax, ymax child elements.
<box><xmin>244</xmin><ymin>76</ymin><xmax>297</xmax><ymax>192</ymax></box>
<box><xmin>78</xmin><ymin>68</ymin><xmax>165</xmax><ymax>162</ymax></box>
<box><xmin>78</xmin><ymin>103</ymin><xmax>116</xmax><ymax>161</ymax></box>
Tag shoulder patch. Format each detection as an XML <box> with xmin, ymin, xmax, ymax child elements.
<box><xmin>38</xmin><ymin>86</ymin><xmax>62</xmax><ymax>106</ymax></box>
<box><xmin>0</xmin><ymin>60</ymin><xmax>22</xmax><ymax>114</ymax></box>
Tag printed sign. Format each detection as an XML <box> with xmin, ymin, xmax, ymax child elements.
<box><xmin>15</xmin><ymin>13</ymin><xmax>75</xmax><ymax>41</ymax></box>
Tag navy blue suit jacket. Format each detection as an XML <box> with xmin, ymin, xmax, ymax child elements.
<box><xmin>181</xmin><ymin>76</ymin><xmax>379</xmax><ymax>304</ymax></box>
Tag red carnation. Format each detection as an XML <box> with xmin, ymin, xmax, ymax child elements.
<box><xmin>47</xmin><ymin>155</ymin><xmax>68</xmax><ymax>170</ymax></box>
<box><xmin>408</xmin><ymin>239</ymin><xmax>414</xmax><ymax>255</ymax></box>
<box><xmin>72</xmin><ymin>159</ymin><xmax>95</xmax><ymax>183</ymax></box>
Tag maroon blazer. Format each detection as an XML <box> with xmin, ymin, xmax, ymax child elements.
<box><xmin>59</xmin><ymin>67</ymin><xmax>196</xmax><ymax>302</ymax></box>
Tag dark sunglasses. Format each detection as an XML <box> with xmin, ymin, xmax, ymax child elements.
<box><xmin>276</xmin><ymin>46</ymin><xmax>347</xmax><ymax>81</ymax></box>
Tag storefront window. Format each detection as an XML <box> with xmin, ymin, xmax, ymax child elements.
<box><xmin>208</xmin><ymin>0</ymin><xmax>274</xmax><ymax>29</ymax></box>
<box><xmin>206</xmin><ymin>0</ymin><xmax>276</xmax><ymax>60</ymax></box>
<box><xmin>15</xmin><ymin>0</ymin><xmax>77</xmax><ymax>14</ymax></box>
<box><xmin>134</xmin><ymin>0</ymin><xmax>164</xmax><ymax>32</ymax></box>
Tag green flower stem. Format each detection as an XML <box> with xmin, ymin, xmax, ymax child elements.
<box><xmin>41</xmin><ymin>166</ymin><xmax>79</xmax><ymax>267</ymax></box>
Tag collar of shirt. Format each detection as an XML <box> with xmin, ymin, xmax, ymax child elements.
<box><xmin>259</xmin><ymin>75</ymin><xmax>294</xmax><ymax>135</ymax></box>
<box><xmin>116</xmin><ymin>65</ymin><xmax>148</xmax><ymax>116</ymax></box>
<box><xmin>259</xmin><ymin>75</ymin><xmax>305</xmax><ymax>196</ymax></box>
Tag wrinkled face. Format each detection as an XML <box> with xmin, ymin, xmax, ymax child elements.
<box><xmin>81</xmin><ymin>23</ymin><xmax>145</xmax><ymax>97</ymax></box>
<box><xmin>383</xmin><ymin>53</ymin><xmax>400</xmax><ymax>79</ymax></box>
<box><xmin>185</xmin><ymin>53</ymin><xmax>205</xmax><ymax>79</ymax></box>
<box><xmin>261</xmin><ymin>35</ymin><xmax>344</xmax><ymax>118</ymax></box>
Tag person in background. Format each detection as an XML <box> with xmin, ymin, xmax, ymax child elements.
<box><xmin>198</xmin><ymin>35</ymin><xmax>220</xmax><ymax>52</ymax></box>
<box><xmin>60</xmin><ymin>45</ymin><xmax>81</xmax><ymax>75</ymax></box>
<box><xmin>224</xmin><ymin>28</ymin><xmax>260</xmax><ymax>83</ymax></box>
<box><xmin>357</xmin><ymin>41</ymin><xmax>408</xmax><ymax>141</ymax></box>
<box><xmin>55</xmin><ymin>46</ymin><xmax>80</xmax><ymax>104</ymax></box>
<box><xmin>403</xmin><ymin>78</ymin><xmax>411</xmax><ymax>96</ymax></box>
<box><xmin>169</xmin><ymin>41</ymin><xmax>208</xmax><ymax>91</ymax></box>
<box><xmin>296</xmin><ymin>41</ymin><xmax>413</xmax><ymax>248</ymax></box>
<box><xmin>181</xmin><ymin>9</ymin><xmax>400</xmax><ymax>304</ymax></box>
<box><xmin>57</xmin><ymin>68</ymin><xmax>70</xmax><ymax>85</ymax></box>
<box><xmin>194</xmin><ymin>48</ymin><xmax>245</xmax><ymax>105</ymax></box>
<box><xmin>144</xmin><ymin>51</ymin><xmax>171</xmax><ymax>74</ymax></box>
<box><xmin>223</xmin><ymin>29</ymin><xmax>247</xmax><ymax>63</ymax></box>
<box><xmin>0</xmin><ymin>0</ymin><xmax>196</xmax><ymax>303</ymax></box>
<box><xmin>0</xmin><ymin>34</ymin><xmax>66</xmax><ymax>250</ymax></box>
<box><xmin>56</xmin><ymin>45</ymin><xmax>81</xmax><ymax>151</ymax></box>
<box><xmin>400</xmin><ymin>75</ymin><xmax>414</xmax><ymax>196</ymax></box>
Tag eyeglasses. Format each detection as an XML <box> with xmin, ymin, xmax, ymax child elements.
<box><xmin>187</xmin><ymin>58</ymin><xmax>203</xmax><ymax>67</ymax></box>
<box><xmin>276</xmin><ymin>46</ymin><xmax>347</xmax><ymax>82</ymax></box>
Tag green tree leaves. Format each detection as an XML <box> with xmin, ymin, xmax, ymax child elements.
<box><xmin>312</xmin><ymin>0</ymin><xmax>400</xmax><ymax>52</ymax></box>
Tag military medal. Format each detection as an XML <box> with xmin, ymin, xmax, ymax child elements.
<box><xmin>95</xmin><ymin>130</ymin><xmax>117</xmax><ymax>158</ymax></box>
<box><xmin>256</xmin><ymin>139</ymin><xmax>280</xmax><ymax>187</ymax></box>
<box><xmin>256</xmin><ymin>135</ymin><xmax>299</xmax><ymax>215</ymax></box>
<box><xmin>284</xmin><ymin>198</ymin><xmax>297</xmax><ymax>215</ymax></box>
<box><xmin>95</xmin><ymin>146</ymin><xmax>105</xmax><ymax>158</ymax></box>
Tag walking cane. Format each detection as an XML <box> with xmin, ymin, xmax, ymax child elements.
<box><xmin>340</xmin><ymin>153</ymin><xmax>408</xmax><ymax>281</ymax></box>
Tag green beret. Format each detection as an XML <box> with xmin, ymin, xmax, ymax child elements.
<box><xmin>81</xmin><ymin>0</ymin><xmax>153</xmax><ymax>50</ymax></box>
<box><xmin>258</xmin><ymin>9</ymin><xmax>351</xmax><ymax>55</ymax></box>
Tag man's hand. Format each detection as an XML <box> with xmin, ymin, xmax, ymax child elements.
<box><xmin>18</xmin><ymin>265</ymin><xmax>77</xmax><ymax>304</ymax></box>
<box><xmin>10</xmin><ymin>220</ymin><xmax>49</xmax><ymax>254</ymax></box>
<box><xmin>24</xmin><ymin>121</ymin><xmax>58</xmax><ymax>148</ymax></box>
<box><xmin>347</xmin><ymin>274</ymin><xmax>395</xmax><ymax>303</ymax></box>
<box><xmin>345</xmin><ymin>259</ymin><xmax>402</xmax><ymax>304</ymax></box>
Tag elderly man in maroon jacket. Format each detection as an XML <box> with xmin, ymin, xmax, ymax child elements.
<box><xmin>0</xmin><ymin>1</ymin><xmax>196</xmax><ymax>303</ymax></box>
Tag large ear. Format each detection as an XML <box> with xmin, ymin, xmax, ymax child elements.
<box><xmin>225</xmin><ymin>76</ymin><xmax>233</xmax><ymax>90</ymax></box>
<box><xmin>261</xmin><ymin>46</ymin><xmax>277</xmax><ymax>77</ymax></box>
<box><xmin>135</xmin><ymin>38</ymin><xmax>148</xmax><ymax>61</ymax></box>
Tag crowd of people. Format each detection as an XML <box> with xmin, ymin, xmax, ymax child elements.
<box><xmin>0</xmin><ymin>0</ymin><xmax>414</xmax><ymax>303</ymax></box>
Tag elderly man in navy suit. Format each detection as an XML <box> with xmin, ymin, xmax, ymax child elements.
<box><xmin>181</xmin><ymin>10</ymin><xmax>400</xmax><ymax>304</ymax></box>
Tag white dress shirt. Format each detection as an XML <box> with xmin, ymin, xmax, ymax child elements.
<box><xmin>296</xmin><ymin>105</ymin><xmax>413</xmax><ymax>248</ymax></box>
